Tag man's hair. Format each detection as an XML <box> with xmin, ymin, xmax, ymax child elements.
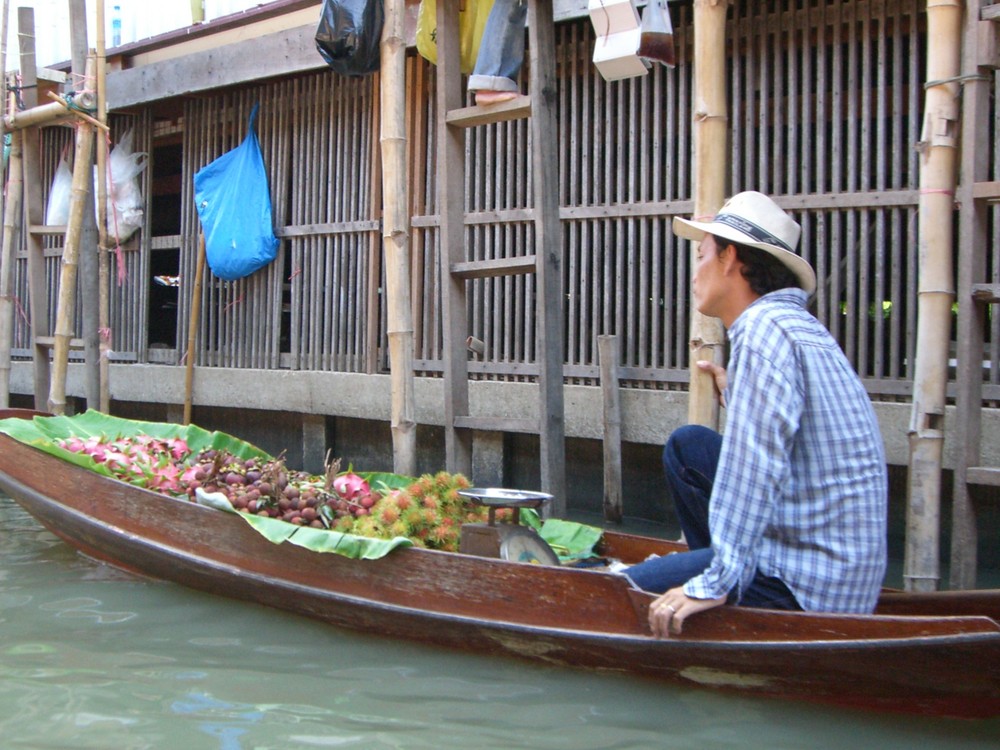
<box><xmin>713</xmin><ymin>234</ymin><xmax>800</xmax><ymax>295</ymax></box>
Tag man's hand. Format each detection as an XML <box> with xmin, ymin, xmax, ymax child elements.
<box><xmin>648</xmin><ymin>587</ymin><xmax>727</xmax><ymax>638</ymax></box>
<box><xmin>696</xmin><ymin>360</ymin><xmax>727</xmax><ymax>407</ymax></box>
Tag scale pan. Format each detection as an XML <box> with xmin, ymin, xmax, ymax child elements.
<box><xmin>458</xmin><ymin>487</ymin><xmax>554</xmax><ymax>507</ymax></box>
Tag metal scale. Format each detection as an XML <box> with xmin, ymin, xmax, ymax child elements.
<box><xmin>457</xmin><ymin>488</ymin><xmax>561</xmax><ymax>565</ymax></box>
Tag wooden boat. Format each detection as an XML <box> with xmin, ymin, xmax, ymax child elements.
<box><xmin>0</xmin><ymin>408</ymin><xmax>998</xmax><ymax>720</ymax></box>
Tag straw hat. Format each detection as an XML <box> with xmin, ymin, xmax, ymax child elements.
<box><xmin>673</xmin><ymin>191</ymin><xmax>816</xmax><ymax>294</ymax></box>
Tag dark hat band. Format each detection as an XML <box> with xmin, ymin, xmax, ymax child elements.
<box><xmin>714</xmin><ymin>213</ymin><xmax>794</xmax><ymax>253</ymax></box>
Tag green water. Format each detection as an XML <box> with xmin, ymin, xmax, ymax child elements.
<box><xmin>1</xmin><ymin>495</ymin><xmax>997</xmax><ymax>749</ymax></box>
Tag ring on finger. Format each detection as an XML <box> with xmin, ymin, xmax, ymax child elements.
<box><xmin>665</xmin><ymin>604</ymin><xmax>676</xmax><ymax>613</ymax></box>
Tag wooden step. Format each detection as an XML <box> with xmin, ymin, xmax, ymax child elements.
<box><xmin>450</xmin><ymin>255</ymin><xmax>536</xmax><ymax>279</ymax></box>
<box><xmin>971</xmin><ymin>283</ymin><xmax>1000</xmax><ymax>303</ymax></box>
<box><xmin>454</xmin><ymin>416</ymin><xmax>537</xmax><ymax>434</ymax></box>
<box><xmin>28</xmin><ymin>224</ymin><xmax>67</xmax><ymax>235</ymax></box>
<box><xmin>983</xmin><ymin>5</ymin><xmax>1000</xmax><ymax>21</ymax></box>
<box><xmin>35</xmin><ymin>336</ymin><xmax>85</xmax><ymax>350</ymax></box>
<box><xmin>973</xmin><ymin>181</ymin><xmax>1000</xmax><ymax>201</ymax></box>
<box><xmin>965</xmin><ymin>466</ymin><xmax>1000</xmax><ymax>487</ymax></box>
<box><xmin>445</xmin><ymin>96</ymin><xmax>532</xmax><ymax>128</ymax></box>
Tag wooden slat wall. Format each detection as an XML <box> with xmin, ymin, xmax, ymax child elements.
<box><xmin>11</xmin><ymin>0</ymin><xmax>955</xmax><ymax>404</ymax></box>
<box><xmin>988</xmin><ymin>63</ymin><xmax>1000</xmax><ymax>398</ymax></box>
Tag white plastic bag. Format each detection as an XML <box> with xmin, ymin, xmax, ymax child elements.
<box><xmin>45</xmin><ymin>153</ymin><xmax>72</xmax><ymax>226</ymax></box>
<box><xmin>96</xmin><ymin>129</ymin><xmax>148</xmax><ymax>242</ymax></box>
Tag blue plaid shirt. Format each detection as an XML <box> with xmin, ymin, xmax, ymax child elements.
<box><xmin>683</xmin><ymin>289</ymin><xmax>888</xmax><ymax>613</ymax></box>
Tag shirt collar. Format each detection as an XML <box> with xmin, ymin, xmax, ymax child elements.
<box><xmin>728</xmin><ymin>287</ymin><xmax>809</xmax><ymax>339</ymax></box>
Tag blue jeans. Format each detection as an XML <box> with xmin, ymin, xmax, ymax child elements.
<box><xmin>467</xmin><ymin>0</ymin><xmax>526</xmax><ymax>93</ymax></box>
<box><xmin>625</xmin><ymin>425</ymin><xmax>801</xmax><ymax>610</ymax></box>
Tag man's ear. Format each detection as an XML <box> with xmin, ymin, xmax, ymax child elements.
<box><xmin>719</xmin><ymin>243</ymin><xmax>740</xmax><ymax>274</ymax></box>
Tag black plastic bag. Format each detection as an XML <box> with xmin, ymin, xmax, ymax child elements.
<box><xmin>315</xmin><ymin>0</ymin><xmax>383</xmax><ymax>76</ymax></box>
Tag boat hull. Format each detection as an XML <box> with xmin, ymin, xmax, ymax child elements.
<box><xmin>1</xmin><ymin>412</ymin><xmax>998</xmax><ymax>719</ymax></box>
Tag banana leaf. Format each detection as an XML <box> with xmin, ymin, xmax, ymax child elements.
<box><xmin>194</xmin><ymin>488</ymin><xmax>412</xmax><ymax>558</ymax></box>
<box><xmin>517</xmin><ymin>509</ymin><xmax>604</xmax><ymax>562</ymax></box>
<box><xmin>0</xmin><ymin>411</ymin><xmax>411</xmax><ymax>560</ymax></box>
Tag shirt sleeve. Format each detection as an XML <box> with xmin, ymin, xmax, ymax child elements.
<box><xmin>683</xmin><ymin>337</ymin><xmax>803</xmax><ymax>602</ymax></box>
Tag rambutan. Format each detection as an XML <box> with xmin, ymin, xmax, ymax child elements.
<box><xmin>378</xmin><ymin>504</ymin><xmax>400</xmax><ymax>525</ymax></box>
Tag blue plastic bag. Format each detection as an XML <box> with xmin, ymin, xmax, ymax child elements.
<box><xmin>194</xmin><ymin>104</ymin><xmax>279</xmax><ymax>281</ymax></box>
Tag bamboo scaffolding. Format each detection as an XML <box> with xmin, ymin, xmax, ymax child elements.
<box><xmin>687</xmin><ymin>0</ymin><xmax>728</xmax><ymax>428</ymax></box>
<box><xmin>904</xmin><ymin>0</ymin><xmax>961</xmax><ymax>593</ymax></box>
<box><xmin>1</xmin><ymin>91</ymin><xmax>95</xmax><ymax>131</ymax></box>
<box><xmin>48</xmin><ymin>55</ymin><xmax>96</xmax><ymax>415</ymax></box>
<box><xmin>380</xmin><ymin>0</ymin><xmax>416</xmax><ymax>475</ymax></box>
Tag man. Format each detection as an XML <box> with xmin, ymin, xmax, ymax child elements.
<box><xmin>626</xmin><ymin>191</ymin><xmax>888</xmax><ymax>638</ymax></box>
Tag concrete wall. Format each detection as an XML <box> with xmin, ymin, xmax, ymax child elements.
<box><xmin>13</xmin><ymin>359</ymin><xmax>997</xmax><ymax>474</ymax></box>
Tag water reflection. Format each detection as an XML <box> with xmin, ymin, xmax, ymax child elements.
<box><xmin>1</xmin><ymin>495</ymin><xmax>997</xmax><ymax>749</ymax></box>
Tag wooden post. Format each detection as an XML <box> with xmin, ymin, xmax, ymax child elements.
<box><xmin>48</xmin><ymin>55</ymin><xmax>97</xmax><ymax>415</ymax></box>
<box><xmin>17</xmin><ymin>7</ymin><xmax>50</xmax><ymax>410</ymax></box>
<box><xmin>69</xmin><ymin>0</ymin><xmax>101</xmax><ymax>410</ymax></box>
<box><xmin>0</xmin><ymin>2</ymin><xmax>12</xmax><ymax>407</ymax></box>
<box><xmin>183</xmin><ymin>234</ymin><xmax>207</xmax><ymax>425</ymax></box>
<box><xmin>687</xmin><ymin>0</ymin><xmax>729</xmax><ymax>429</ymax></box>
<box><xmin>96</xmin><ymin>0</ymin><xmax>111</xmax><ymax>412</ymax></box>
<box><xmin>380</xmin><ymin>0</ymin><xmax>416</xmax><ymax>475</ymax></box>
<box><xmin>599</xmin><ymin>335</ymin><xmax>623</xmax><ymax>524</ymax></box>
<box><xmin>904</xmin><ymin>0</ymin><xmax>961</xmax><ymax>593</ymax></box>
<box><xmin>526</xmin><ymin>0</ymin><xmax>567</xmax><ymax>510</ymax></box>
<box><xmin>951</xmin><ymin>0</ymin><xmax>994</xmax><ymax>591</ymax></box>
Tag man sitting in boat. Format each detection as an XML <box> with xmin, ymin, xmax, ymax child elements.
<box><xmin>625</xmin><ymin>191</ymin><xmax>888</xmax><ymax>638</ymax></box>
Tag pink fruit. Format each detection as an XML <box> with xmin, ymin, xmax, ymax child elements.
<box><xmin>332</xmin><ymin>471</ymin><xmax>370</xmax><ymax>501</ymax></box>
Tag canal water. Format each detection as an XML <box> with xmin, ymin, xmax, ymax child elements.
<box><xmin>1</xmin><ymin>495</ymin><xmax>997</xmax><ymax>749</ymax></box>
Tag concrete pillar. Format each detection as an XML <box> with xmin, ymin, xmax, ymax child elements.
<box><xmin>471</xmin><ymin>431</ymin><xmax>505</xmax><ymax>487</ymax></box>
<box><xmin>166</xmin><ymin>404</ymin><xmax>184</xmax><ymax>425</ymax></box>
<box><xmin>302</xmin><ymin>414</ymin><xmax>327</xmax><ymax>474</ymax></box>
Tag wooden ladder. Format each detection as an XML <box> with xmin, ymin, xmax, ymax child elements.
<box><xmin>434</xmin><ymin>0</ymin><xmax>567</xmax><ymax>514</ymax></box>
<box><xmin>951</xmin><ymin>1</ymin><xmax>1000</xmax><ymax>588</ymax></box>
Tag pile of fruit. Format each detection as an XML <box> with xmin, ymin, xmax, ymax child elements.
<box><xmin>57</xmin><ymin>433</ymin><xmax>492</xmax><ymax>551</ymax></box>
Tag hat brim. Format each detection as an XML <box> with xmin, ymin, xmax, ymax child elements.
<box><xmin>672</xmin><ymin>216</ymin><xmax>816</xmax><ymax>295</ymax></box>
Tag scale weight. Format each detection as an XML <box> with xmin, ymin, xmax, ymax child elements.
<box><xmin>457</xmin><ymin>488</ymin><xmax>560</xmax><ymax>565</ymax></box>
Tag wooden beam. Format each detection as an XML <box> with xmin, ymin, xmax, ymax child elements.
<box><xmin>106</xmin><ymin>24</ymin><xmax>325</xmax><ymax>110</ymax></box>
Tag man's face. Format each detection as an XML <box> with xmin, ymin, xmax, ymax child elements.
<box><xmin>692</xmin><ymin>234</ymin><xmax>729</xmax><ymax>319</ymax></box>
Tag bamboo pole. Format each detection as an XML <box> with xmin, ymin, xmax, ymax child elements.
<box><xmin>0</xmin><ymin>89</ymin><xmax>21</xmax><ymax>408</ymax></box>
<box><xmin>183</xmin><ymin>234</ymin><xmax>207</xmax><ymax>425</ymax></box>
<box><xmin>904</xmin><ymin>0</ymin><xmax>961</xmax><ymax>593</ymax></box>
<box><xmin>2</xmin><ymin>93</ymin><xmax>95</xmax><ymax>131</ymax></box>
<box><xmin>687</xmin><ymin>0</ymin><xmax>729</xmax><ymax>428</ymax></box>
<box><xmin>96</xmin><ymin>0</ymin><xmax>111</xmax><ymax>412</ymax></box>
<box><xmin>48</xmin><ymin>55</ymin><xmax>96</xmax><ymax>415</ymax></box>
<box><xmin>380</xmin><ymin>0</ymin><xmax>416</xmax><ymax>476</ymax></box>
